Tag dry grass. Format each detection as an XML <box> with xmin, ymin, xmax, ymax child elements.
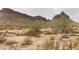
<box><xmin>42</xmin><ymin>34</ymin><xmax>79</xmax><ymax>50</ymax></box>
<box><xmin>0</xmin><ymin>30</ymin><xmax>79</xmax><ymax>50</ymax></box>
<box><xmin>42</xmin><ymin>37</ymin><xmax>55</xmax><ymax>50</ymax></box>
<box><xmin>0</xmin><ymin>35</ymin><xmax>7</xmax><ymax>44</ymax></box>
<box><xmin>26</xmin><ymin>28</ymin><xmax>41</xmax><ymax>37</ymax></box>
<box><xmin>44</xmin><ymin>31</ymin><xmax>53</xmax><ymax>35</ymax></box>
<box><xmin>5</xmin><ymin>40</ymin><xmax>17</xmax><ymax>46</ymax></box>
<box><xmin>21</xmin><ymin>38</ymin><xmax>32</xmax><ymax>45</ymax></box>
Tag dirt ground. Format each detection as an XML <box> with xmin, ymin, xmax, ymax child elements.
<box><xmin>0</xmin><ymin>29</ymin><xmax>79</xmax><ymax>50</ymax></box>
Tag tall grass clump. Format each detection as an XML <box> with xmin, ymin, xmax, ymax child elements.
<box><xmin>42</xmin><ymin>37</ymin><xmax>55</xmax><ymax>50</ymax></box>
<box><xmin>0</xmin><ymin>34</ymin><xmax>7</xmax><ymax>44</ymax></box>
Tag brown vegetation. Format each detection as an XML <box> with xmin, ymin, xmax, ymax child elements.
<box><xmin>42</xmin><ymin>35</ymin><xmax>79</xmax><ymax>50</ymax></box>
<box><xmin>21</xmin><ymin>38</ymin><xmax>32</xmax><ymax>45</ymax></box>
<box><xmin>26</xmin><ymin>27</ymin><xmax>41</xmax><ymax>37</ymax></box>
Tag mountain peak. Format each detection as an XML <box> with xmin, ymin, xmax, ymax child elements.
<box><xmin>0</xmin><ymin>8</ymin><xmax>16</xmax><ymax>14</ymax></box>
<box><xmin>0</xmin><ymin>8</ymin><xmax>33</xmax><ymax>18</ymax></box>
<box><xmin>60</xmin><ymin>11</ymin><xmax>66</xmax><ymax>15</ymax></box>
<box><xmin>0</xmin><ymin>8</ymin><xmax>26</xmax><ymax>15</ymax></box>
<box><xmin>53</xmin><ymin>11</ymin><xmax>69</xmax><ymax>19</ymax></box>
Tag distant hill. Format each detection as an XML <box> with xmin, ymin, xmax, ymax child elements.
<box><xmin>0</xmin><ymin>8</ymin><xmax>78</xmax><ymax>32</ymax></box>
<box><xmin>50</xmin><ymin>11</ymin><xmax>79</xmax><ymax>33</ymax></box>
<box><xmin>0</xmin><ymin>8</ymin><xmax>48</xmax><ymax>29</ymax></box>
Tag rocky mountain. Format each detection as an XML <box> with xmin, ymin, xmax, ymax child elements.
<box><xmin>52</xmin><ymin>11</ymin><xmax>73</xmax><ymax>22</ymax></box>
<box><xmin>48</xmin><ymin>11</ymin><xmax>75</xmax><ymax>26</ymax></box>
<box><xmin>0</xmin><ymin>8</ymin><xmax>48</xmax><ymax>29</ymax></box>
<box><xmin>0</xmin><ymin>8</ymin><xmax>78</xmax><ymax>31</ymax></box>
<box><xmin>49</xmin><ymin>11</ymin><xmax>79</xmax><ymax>34</ymax></box>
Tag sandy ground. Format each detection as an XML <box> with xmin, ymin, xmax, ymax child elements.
<box><xmin>0</xmin><ymin>34</ymin><xmax>56</xmax><ymax>50</ymax></box>
<box><xmin>0</xmin><ymin>29</ymin><xmax>79</xmax><ymax>50</ymax></box>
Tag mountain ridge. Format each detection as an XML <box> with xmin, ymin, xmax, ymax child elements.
<box><xmin>0</xmin><ymin>8</ymin><xmax>78</xmax><ymax>30</ymax></box>
<box><xmin>0</xmin><ymin>8</ymin><xmax>48</xmax><ymax>21</ymax></box>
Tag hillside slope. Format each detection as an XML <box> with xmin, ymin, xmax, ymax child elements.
<box><xmin>0</xmin><ymin>8</ymin><xmax>48</xmax><ymax>29</ymax></box>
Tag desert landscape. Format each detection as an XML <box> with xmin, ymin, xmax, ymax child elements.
<box><xmin>0</xmin><ymin>8</ymin><xmax>79</xmax><ymax>50</ymax></box>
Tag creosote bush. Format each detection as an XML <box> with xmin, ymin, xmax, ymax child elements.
<box><xmin>26</xmin><ymin>27</ymin><xmax>41</xmax><ymax>37</ymax></box>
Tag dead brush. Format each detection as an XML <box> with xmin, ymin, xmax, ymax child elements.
<box><xmin>26</xmin><ymin>27</ymin><xmax>41</xmax><ymax>37</ymax></box>
<box><xmin>73</xmin><ymin>37</ymin><xmax>79</xmax><ymax>49</ymax></box>
<box><xmin>54</xmin><ymin>41</ymin><xmax>60</xmax><ymax>50</ymax></box>
<box><xmin>42</xmin><ymin>37</ymin><xmax>55</xmax><ymax>50</ymax></box>
<box><xmin>0</xmin><ymin>35</ymin><xmax>7</xmax><ymax>44</ymax></box>
<box><xmin>67</xmin><ymin>39</ymin><xmax>73</xmax><ymax>50</ymax></box>
<box><xmin>21</xmin><ymin>38</ymin><xmax>32</xmax><ymax>46</ymax></box>
<box><xmin>5</xmin><ymin>40</ymin><xmax>17</xmax><ymax>46</ymax></box>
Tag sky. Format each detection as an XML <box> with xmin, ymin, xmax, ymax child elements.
<box><xmin>1</xmin><ymin>8</ymin><xmax>79</xmax><ymax>22</ymax></box>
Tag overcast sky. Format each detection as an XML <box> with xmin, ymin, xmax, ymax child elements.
<box><xmin>2</xmin><ymin>8</ymin><xmax>79</xmax><ymax>22</ymax></box>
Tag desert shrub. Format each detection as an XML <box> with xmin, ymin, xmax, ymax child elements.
<box><xmin>0</xmin><ymin>32</ymin><xmax>3</xmax><ymax>36</ymax></box>
<box><xmin>44</xmin><ymin>31</ymin><xmax>53</xmax><ymax>35</ymax></box>
<box><xmin>73</xmin><ymin>41</ymin><xmax>78</xmax><ymax>49</ymax></box>
<box><xmin>73</xmin><ymin>37</ymin><xmax>79</xmax><ymax>49</ymax></box>
<box><xmin>62</xmin><ymin>33</ymin><xmax>69</xmax><ymax>38</ymax></box>
<box><xmin>52</xmin><ymin>26</ymin><xmax>59</xmax><ymax>34</ymax></box>
<box><xmin>68</xmin><ymin>39</ymin><xmax>73</xmax><ymax>50</ymax></box>
<box><xmin>0</xmin><ymin>35</ymin><xmax>7</xmax><ymax>44</ymax></box>
<box><xmin>21</xmin><ymin>39</ymin><xmax>32</xmax><ymax>45</ymax></box>
<box><xmin>5</xmin><ymin>40</ymin><xmax>17</xmax><ymax>46</ymax></box>
<box><xmin>76</xmin><ymin>37</ymin><xmax>79</xmax><ymax>42</ymax></box>
<box><xmin>54</xmin><ymin>41</ymin><xmax>60</xmax><ymax>50</ymax></box>
<box><xmin>43</xmin><ymin>37</ymin><xmax>55</xmax><ymax>50</ymax></box>
<box><xmin>62</xmin><ymin>37</ymin><xmax>79</xmax><ymax>50</ymax></box>
<box><xmin>26</xmin><ymin>27</ymin><xmax>41</xmax><ymax>37</ymax></box>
